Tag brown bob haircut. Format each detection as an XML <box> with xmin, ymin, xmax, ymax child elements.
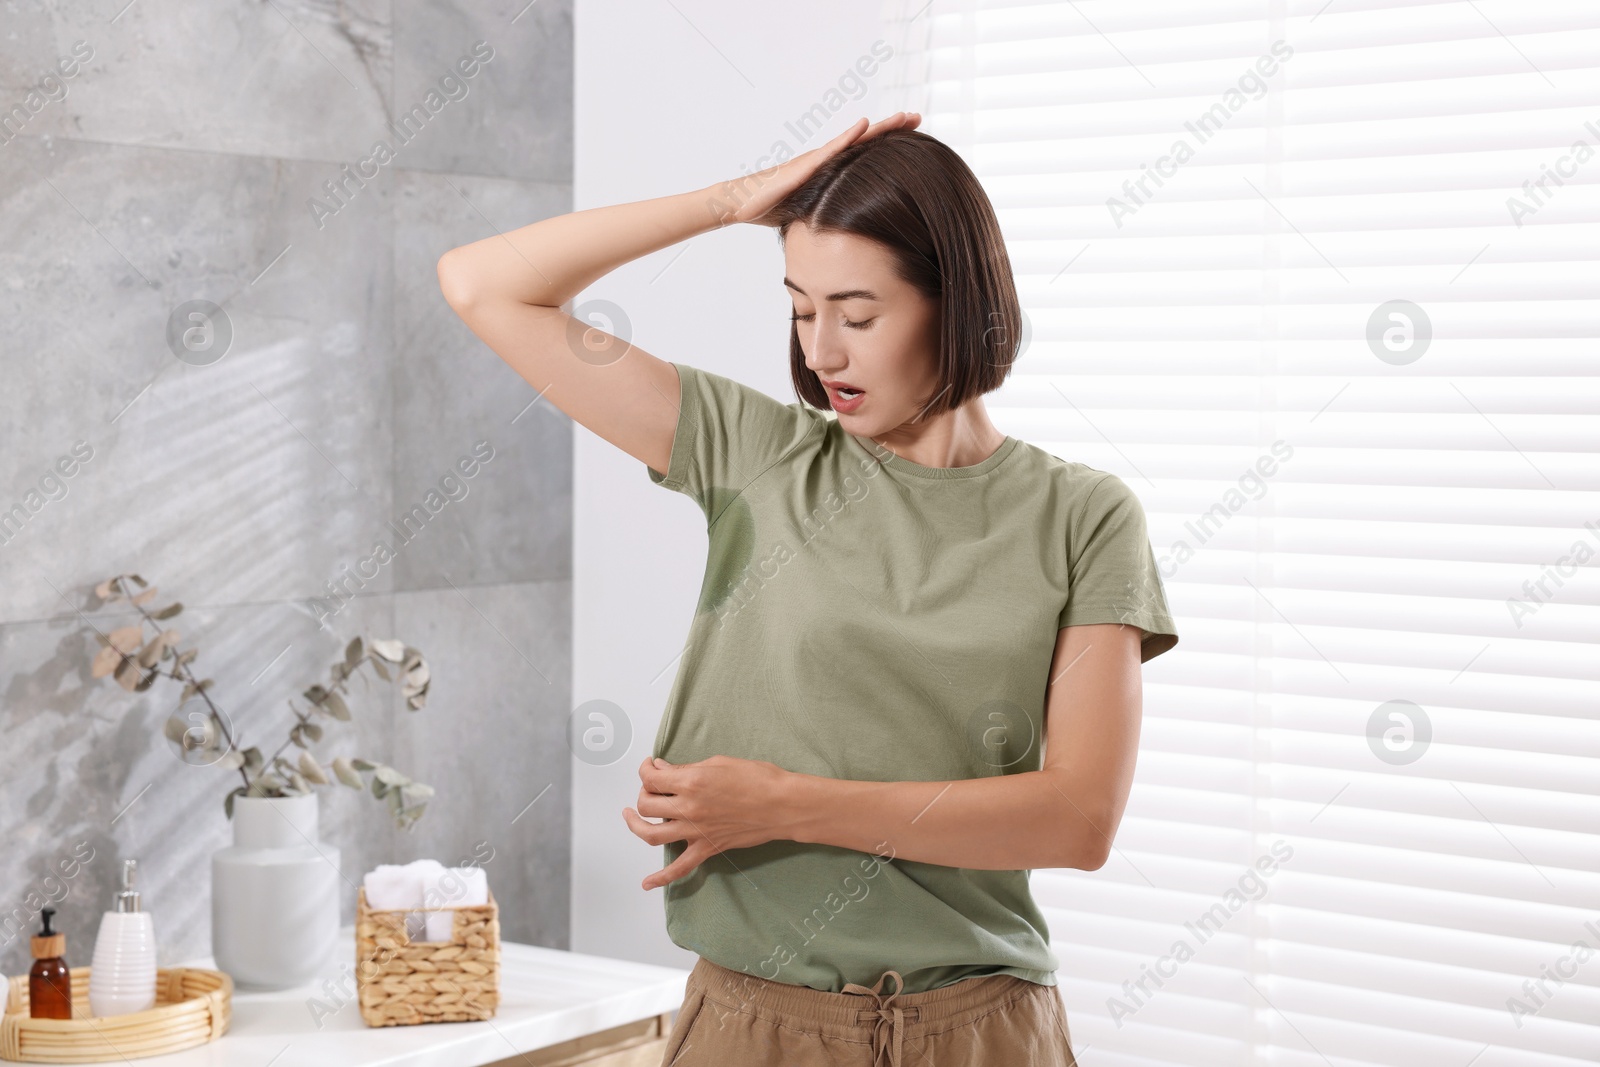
<box><xmin>764</xmin><ymin>128</ymin><xmax>1023</xmax><ymax>417</ymax></box>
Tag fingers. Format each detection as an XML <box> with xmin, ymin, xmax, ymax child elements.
<box><xmin>638</xmin><ymin>755</ymin><xmax>670</xmax><ymax>790</ymax></box>
<box><xmin>715</xmin><ymin>112</ymin><xmax>920</xmax><ymax>228</ymax></box>
<box><xmin>825</xmin><ymin>111</ymin><xmax>910</xmax><ymax>157</ymax></box>
<box><xmin>859</xmin><ymin>110</ymin><xmax>922</xmax><ymax>141</ymax></box>
<box><xmin>622</xmin><ymin>805</ymin><xmax>685</xmax><ymax>844</ymax></box>
<box><xmin>828</xmin><ymin>115</ymin><xmax>870</xmax><ymax>147</ymax></box>
<box><xmin>642</xmin><ymin>840</ymin><xmax>710</xmax><ymax>891</ymax></box>
<box><xmin>636</xmin><ymin>785</ymin><xmax>683</xmax><ymax>820</ymax></box>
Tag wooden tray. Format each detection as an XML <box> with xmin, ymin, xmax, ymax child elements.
<box><xmin>0</xmin><ymin>966</ymin><xmax>230</xmax><ymax>1063</ymax></box>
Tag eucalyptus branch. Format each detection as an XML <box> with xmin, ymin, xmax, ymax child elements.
<box><xmin>260</xmin><ymin>655</ymin><xmax>382</xmax><ymax>785</ymax></box>
<box><xmin>154</xmin><ymin>641</ymin><xmax>250</xmax><ymax>791</ymax></box>
<box><xmin>95</xmin><ymin>575</ymin><xmax>253</xmax><ymax>794</ymax></box>
<box><xmin>85</xmin><ymin>573</ymin><xmax>438</xmax><ymax>828</ymax></box>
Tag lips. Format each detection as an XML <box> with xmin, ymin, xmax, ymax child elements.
<box><xmin>824</xmin><ymin>381</ymin><xmax>865</xmax><ymax>413</ymax></box>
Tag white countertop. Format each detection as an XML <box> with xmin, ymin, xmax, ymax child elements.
<box><xmin>9</xmin><ymin>927</ymin><xmax>691</xmax><ymax>1066</ymax></box>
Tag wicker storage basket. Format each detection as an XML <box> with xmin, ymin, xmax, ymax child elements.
<box><xmin>354</xmin><ymin>885</ymin><xmax>500</xmax><ymax>1027</ymax></box>
<box><xmin>0</xmin><ymin>966</ymin><xmax>230</xmax><ymax>1063</ymax></box>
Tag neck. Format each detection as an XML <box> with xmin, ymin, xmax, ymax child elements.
<box><xmin>860</xmin><ymin>402</ymin><xmax>1006</xmax><ymax>469</ymax></box>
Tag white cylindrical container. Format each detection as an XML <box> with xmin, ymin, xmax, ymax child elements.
<box><xmin>211</xmin><ymin>793</ymin><xmax>340</xmax><ymax>990</ymax></box>
<box><xmin>88</xmin><ymin>859</ymin><xmax>158</xmax><ymax>1017</ymax></box>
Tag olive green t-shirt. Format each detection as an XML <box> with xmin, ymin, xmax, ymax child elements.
<box><xmin>645</xmin><ymin>362</ymin><xmax>1179</xmax><ymax>994</ymax></box>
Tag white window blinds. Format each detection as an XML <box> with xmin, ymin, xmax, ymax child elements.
<box><xmin>878</xmin><ymin>1</ymin><xmax>1600</xmax><ymax>1064</ymax></box>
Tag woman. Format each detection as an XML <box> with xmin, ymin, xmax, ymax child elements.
<box><xmin>438</xmin><ymin>112</ymin><xmax>1178</xmax><ymax>1067</ymax></box>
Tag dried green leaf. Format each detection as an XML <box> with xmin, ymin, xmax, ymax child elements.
<box><xmin>370</xmin><ymin>638</ymin><xmax>405</xmax><ymax>662</ymax></box>
<box><xmin>323</xmin><ymin>691</ymin><xmax>350</xmax><ymax>721</ymax></box>
<box><xmin>136</xmin><ymin>634</ymin><xmax>167</xmax><ymax>668</ymax></box>
<box><xmin>298</xmin><ymin>752</ymin><xmax>329</xmax><ymax>785</ymax></box>
<box><xmin>163</xmin><ymin>715</ymin><xmax>190</xmax><ymax>746</ymax></box>
<box><xmin>224</xmin><ymin>786</ymin><xmax>247</xmax><ymax>819</ymax></box>
<box><xmin>370</xmin><ymin>658</ymin><xmax>391</xmax><ymax>681</ymax></box>
<box><xmin>350</xmin><ymin>758</ymin><xmax>378</xmax><ymax>771</ymax></box>
<box><xmin>344</xmin><ymin>637</ymin><xmax>364</xmax><ymax>667</ymax></box>
<box><xmin>243</xmin><ymin>747</ymin><xmax>264</xmax><ymax>774</ymax></box>
<box><xmin>128</xmin><ymin>574</ymin><xmax>147</xmax><ymax>588</ymax></box>
<box><xmin>373</xmin><ymin>765</ymin><xmax>407</xmax><ymax>786</ymax></box>
<box><xmin>402</xmin><ymin>659</ymin><xmax>430</xmax><ymax>709</ymax></box>
<box><xmin>114</xmin><ymin>657</ymin><xmax>142</xmax><ymax>692</ymax></box>
<box><xmin>108</xmin><ymin>625</ymin><xmax>143</xmax><ymax>654</ymax></box>
<box><xmin>403</xmin><ymin>662</ymin><xmax>430</xmax><ymax>691</ymax></box>
<box><xmin>131</xmin><ymin>586</ymin><xmax>159</xmax><ymax>606</ymax></box>
<box><xmin>332</xmin><ymin>756</ymin><xmax>365</xmax><ymax>789</ymax></box>
<box><xmin>91</xmin><ymin>644</ymin><xmax>122</xmax><ymax>679</ymax></box>
<box><xmin>247</xmin><ymin>774</ymin><xmax>283</xmax><ymax>798</ymax></box>
<box><xmin>301</xmin><ymin>721</ymin><xmax>323</xmax><ymax>743</ymax></box>
<box><xmin>153</xmin><ymin>602</ymin><xmax>182</xmax><ymax>620</ymax></box>
<box><xmin>94</xmin><ymin>578</ymin><xmax>119</xmax><ymax>600</ymax></box>
<box><xmin>216</xmin><ymin>748</ymin><xmax>246</xmax><ymax>771</ymax></box>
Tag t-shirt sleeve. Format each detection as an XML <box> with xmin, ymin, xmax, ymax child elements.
<box><xmin>1058</xmin><ymin>473</ymin><xmax>1180</xmax><ymax>663</ymax></box>
<box><xmin>646</xmin><ymin>361</ymin><xmax>821</xmax><ymax>526</ymax></box>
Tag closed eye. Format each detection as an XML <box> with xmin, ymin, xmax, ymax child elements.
<box><xmin>790</xmin><ymin>312</ymin><xmax>874</xmax><ymax>331</ymax></box>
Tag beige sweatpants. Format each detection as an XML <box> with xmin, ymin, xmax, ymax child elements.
<box><xmin>659</xmin><ymin>955</ymin><xmax>1078</xmax><ymax>1067</ymax></box>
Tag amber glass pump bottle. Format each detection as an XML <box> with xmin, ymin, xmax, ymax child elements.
<box><xmin>30</xmin><ymin>905</ymin><xmax>73</xmax><ymax>1019</ymax></box>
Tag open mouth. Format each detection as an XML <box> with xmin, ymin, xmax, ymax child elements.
<box><xmin>824</xmin><ymin>379</ymin><xmax>864</xmax><ymax>398</ymax></box>
<box><xmin>827</xmin><ymin>383</ymin><xmax>866</xmax><ymax>410</ymax></box>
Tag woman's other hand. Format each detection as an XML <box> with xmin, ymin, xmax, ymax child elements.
<box><xmin>703</xmin><ymin>111</ymin><xmax>922</xmax><ymax>229</ymax></box>
<box><xmin>624</xmin><ymin>754</ymin><xmax>793</xmax><ymax>890</ymax></box>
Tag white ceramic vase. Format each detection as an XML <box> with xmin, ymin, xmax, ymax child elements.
<box><xmin>211</xmin><ymin>793</ymin><xmax>341</xmax><ymax>990</ymax></box>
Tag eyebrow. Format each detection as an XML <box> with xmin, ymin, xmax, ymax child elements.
<box><xmin>783</xmin><ymin>278</ymin><xmax>880</xmax><ymax>302</ymax></box>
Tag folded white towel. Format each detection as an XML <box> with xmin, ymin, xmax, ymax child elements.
<box><xmin>364</xmin><ymin>859</ymin><xmax>451</xmax><ymax>941</ymax></box>
<box><xmin>362</xmin><ymin>864</ymin><xmax>418</xmax><ymax>911</ymax></box>
<box><xmin>420</xmin><ymin>866</ymin><xmax>490</xmax><ymax>942</ymax></box>
<box><xmin>404</xmin><ymin>860</ymin><xmax>445</xmax><ymax>939</ymax></box>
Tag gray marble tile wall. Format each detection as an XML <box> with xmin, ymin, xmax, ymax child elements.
<box><xmin>0</xmin><ymin>0</ymin><xmax>574</xmax><ymax>978</ymax></box>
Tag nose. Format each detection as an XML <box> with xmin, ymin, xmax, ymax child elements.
<box><xmin>802</xmin><ymin>326</ymin><xmax>849</xmax><ymax>378</ymax></box>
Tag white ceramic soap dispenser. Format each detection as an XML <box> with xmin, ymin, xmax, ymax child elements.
<box><xmin>88</xmin><ymin>858</ymin><xmax>158</xmax><ymax>1017</ymax></box>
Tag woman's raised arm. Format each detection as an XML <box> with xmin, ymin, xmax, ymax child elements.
<box><xmin>435</xmin><ymin>187</ymin><xmax>721</xmax><ymax>476</ymax></box>
<box><xmin>434</xmin><ymin>112</ymin><xmax>919</xmax><ymax>476</ymax></box>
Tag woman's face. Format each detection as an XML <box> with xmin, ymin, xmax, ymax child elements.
<box><xmin>783</xmin><ymin>221</ymin><xmax>941</xmax><ymax>435</ymax></box>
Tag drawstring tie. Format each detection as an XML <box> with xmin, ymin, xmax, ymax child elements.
<box><xmin>842</xmin><ymin>969</ymin><xmax>920</xmax><ymax>1067</ymax></box>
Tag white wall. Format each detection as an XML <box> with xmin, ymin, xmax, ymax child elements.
<box><xmin>571</xmin><ymin>1</ymin><xmax>901</xmax><ymax>965</ymax></box>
